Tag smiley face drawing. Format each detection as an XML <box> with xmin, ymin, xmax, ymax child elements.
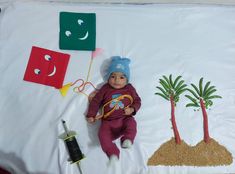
<box><xmin>23</xmin><ymin>46</ymin><xmax>70</xmax><ymax>89</ymax></box>
<box><xmin>59</xmin><ymin>12</ymin><xmax>96</xmax><ymax>51</ymax></box>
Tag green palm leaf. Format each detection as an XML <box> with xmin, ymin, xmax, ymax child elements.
<box><xmin>186</xmin><ymin>88</ymin><xmax>199</xmax><ymax>99</ymax></box>
<box><xmin>155</xmin><ymin>92</ymin><xmax>169</xmax><ymax>100</ymax></box>
<box><xmin>169</xmin><ymin>74</ymin><xmax>174</xmax><ymax>88</ymax></box>
<box><xmin>185</xmin><ymin>95</ymin><xmax>198</xmax><ymax>105</ymax></box>
<box><xmin>159</xmin><ymin>79</ymin><xmax>171</xmax><ymax>95</ymax></box>
<box><xmin>175</xmin><ymin>80</ymin><xmax>185</xmax><ymax>92</ymax></box>
<box><xmin>163</xmin><ymin>75</ymin><xmax>172</xmax><ymax>88</ymax></box>
<box><xmin>204</xmin><ymin>89</ymin><xmax>217</xmax><ymax>98</ymax></box>
<box><xmin>159</xmin><ymin>79</ymin><xmax>170</xmax><ymax>90</ymax></box>
<box><xmin>191</xmin><ymin>83</ymin><xmax>201</xmax><ymax>96</ymax></box>
<box><xmin>175</xmin><ymin>84</ymin><xmax>187</xmax><ymax>94</ymax></box>
<box><xmin>199</xmin><ymin>78</ymin><xmax>203</xmax><ymax>96</ymax></box>
<box><xmin>204</xmin><ymin>86</ymin><xmax>215</xmax><ymax>96</ymax></box>
<box><xmin>173</xmin><ymin>76</ymin><xmax>182</xmax><ymax>88</ymax></box>
<box><xmin>204</xmin><ymin>95</ymin><xmax>222</xmax><ymax>100</ymax></box>
<box><xmin>156</xmin><ymin>86</ymin><xmax>169</xmax><ymax>97</ymax></box>
<box><xmin>174</xmin><ymin>96</ymin><xmax>179</xmax><ymax>103</ymax></box>
<box><xmin>186</xmin><ymin>103</ymin><xmax>200</xmax><ymax>107</ymax></box>
<box><xmin>203</xmin><ymin>81</ymin><xmax>211</xmax><ymax>96</ymax></box>
<box><xmin>175</xmin><ymin>88</ymin><xmax>188</xmax><ymax>99</ymax></box>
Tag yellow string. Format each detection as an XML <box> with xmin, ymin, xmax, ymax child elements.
<box><xmin>72</xmin><ymin>78</ymin><xmax>97</xmax><ymax>98</ymax></box>
<box><xmin>73</xmin><ymin>52</ymin><xmax>95</xmax><ymax>97</ymax></box>
<box><xmin>95</xmin><ymin>94</ymin><xmax>133</xmax><ymax>120</ymax></box>
<box><xmin>73</xmin><ymin>87</ymin><xmax>89</xmax><ymax>97</ymax></box>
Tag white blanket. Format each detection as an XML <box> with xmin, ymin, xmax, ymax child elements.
<box><xmin>0</xmin><ymin>2</ymin><xmax>235</xmax><ymax>174</ymax></box>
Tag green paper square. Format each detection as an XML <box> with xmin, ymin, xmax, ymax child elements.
<box><xmin>59</xmin><ymin>12</ymin><xmax>96</xmax><ymax>51</ymax></box>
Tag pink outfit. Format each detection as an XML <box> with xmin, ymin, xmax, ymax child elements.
<box><xmin>87</xmin><ymin>83</ymin><xmax>141</xmax><ymax>158</ymax></box>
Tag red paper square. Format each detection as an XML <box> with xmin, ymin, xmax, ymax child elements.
<box><xmin>23</xmin><ymin>46</ymin><xmax>70</xmax><ymax>89</ymax></box>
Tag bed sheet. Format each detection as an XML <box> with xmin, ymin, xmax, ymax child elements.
<box><xmin>0</xmin><ymin>1</ymin><xmax>235</xmax><ymax>174</ymax></box>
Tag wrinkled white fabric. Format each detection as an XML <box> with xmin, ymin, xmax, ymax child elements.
<box><xmin>0</xmin><ymin>2</ymin><xmax>235</xmax><ymax>174</ymax></box>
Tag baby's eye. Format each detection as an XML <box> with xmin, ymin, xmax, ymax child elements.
<box><xmin>120</xmin><ymin>76</ymin><xmax>125</xmax><ymax>79</ymax></box>
<box><xmin>110</xmin><ymin>75</ymin><xmax>115</xmax><ymax>78</ymax></box>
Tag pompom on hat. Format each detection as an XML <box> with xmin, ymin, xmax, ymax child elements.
<box><xmin>106</xmin><ymin>56</ymin><xmax>131</xmax><ymax>82</ymax></box>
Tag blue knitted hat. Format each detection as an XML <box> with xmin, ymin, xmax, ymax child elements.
<box><xmin>107</xmin><ymin>56</ymin><xmax>131</xmax><ymax>82</ymax></box>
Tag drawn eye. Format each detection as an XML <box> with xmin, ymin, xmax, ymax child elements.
<box><xmin>77</xmin><ymin>19</ymin><xmax>84</xmax><ymax>25</ymax></box>
<box><xmin>65</xmin><ymin>30</ymin><xmax>71</xmax><ymax>37</ymax></box>
<box><xmin>34</xmin><ymin>69</ymin><xmax>41</xmax><ymax>75</ymax></box>
<box><xmin>44</xmin><ymin>55</ymin><xmax>52</xmax><ymax>61</ymax></box>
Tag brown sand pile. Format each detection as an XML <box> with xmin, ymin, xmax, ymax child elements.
<box><xmin>147</xmin><ymin>138</ymin><xmax>233</xmax><ymax>166</ymax></box>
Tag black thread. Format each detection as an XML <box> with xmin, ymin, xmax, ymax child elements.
<box><xmin>65</xmin><ymin>136</ymin><xmax>84</xmax><ymax>163</ymax></box>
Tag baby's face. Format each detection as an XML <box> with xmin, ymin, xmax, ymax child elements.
<box><xmin>108</xmin><ymin>72</ymin><xmax>127</xmax><ymax>89</ymax></box>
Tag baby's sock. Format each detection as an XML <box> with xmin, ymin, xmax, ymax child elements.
<box><xmin>108</xmin><ymin>154</ymin><xmax>119</xmax><ymax>166</ymax></box>
<box><xmin>121</xmin><ymin>139</ymin><xmax>132</xmax><ymax>148</ymax></box>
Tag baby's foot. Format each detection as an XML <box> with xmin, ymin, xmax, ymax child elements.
<box><xmin>121</xmin><ymin>139</ymin><xmax>132</xmax><ymax>149</ymax></box>
<box><xmin>108</xmin><ymin>155</ymin><xmax>118</xmax><ymax>166</ymax></box>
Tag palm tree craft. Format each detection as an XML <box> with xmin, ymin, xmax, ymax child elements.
<box><xmin>148</xmin><ymin>76</ymin><xmax>232</xmax><ymax>166</ymax></box>
<box><xmin>155</xmin><ymin>74</ymin><xmax>187</xmax><ymax>144</ymax></box>
<box><xmin>185</xmin><ymin>78</ymin><xmax>222</xmax><ymax>143</ymax></box>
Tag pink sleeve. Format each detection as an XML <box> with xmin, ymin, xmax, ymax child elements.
<box><xmin>86</xmin><ymin>84</ymin><xmax>107</xmax><ymax>118</ymax></box>
<box><xmin>128</xmin><ymin>84</ymin><xmax>141</xmax><ymax>115</ymax></box>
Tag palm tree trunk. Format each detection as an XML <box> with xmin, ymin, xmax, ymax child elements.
<box><xmin>199</xmin><ymin>98</ymin><xmax>210</xmax><ymax>143</ymax></box>
<box><xmin>170</xmin><ymin>95</ymin><xmax>181</xmax><ymax>144</ymax></box>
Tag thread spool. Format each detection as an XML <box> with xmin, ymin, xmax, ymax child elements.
<box><xmin>64</xmin><ymin>135</ymin><xmax>84</xmax><ymax>163</ymax></box>
<box><xmin>60</xmin><ymin>120</ymin><xmax>84</xmax><ymax>164</ymax></box>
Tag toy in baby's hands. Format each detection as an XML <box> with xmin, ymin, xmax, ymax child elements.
<box><xmin>86</xmin><ymin>56</ymin><xmax>141</xmax><ymax>165</ymax></box>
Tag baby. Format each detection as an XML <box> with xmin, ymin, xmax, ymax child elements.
<box><xmin>86</xmin><ymin>56</ymin><xmax>141</xmax><ymax>164</ymax></box>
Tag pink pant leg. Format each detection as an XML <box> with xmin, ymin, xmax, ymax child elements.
<box><xmin>98</xmin><ymin>121</ymin><xmax>120</xmax><ymax>158</ymax></box>
<box><xmin>121</xmin><ymin>117</ymin><xmax>137</xmax><ymax>144</ymax></box>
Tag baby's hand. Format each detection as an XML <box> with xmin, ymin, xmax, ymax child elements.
<box><xmin>124</xmin><ymin>106</ymin><xmax>134</xmax><ymax>115</ymax></box>
<box><xmin>87</xmin><ymin>117</ymin><xmax>95</xmax><ymax>123</ymax></box>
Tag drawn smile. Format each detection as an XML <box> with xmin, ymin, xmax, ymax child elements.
<box><xmin>48</xmin><ymin>65</ymin><xmax>56</xmax><ymax>77</ymax></box>
<box><xmin>78</xmin><ymin>31</ymin><xmax>89</xmax><ymax>40</ymax></box>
